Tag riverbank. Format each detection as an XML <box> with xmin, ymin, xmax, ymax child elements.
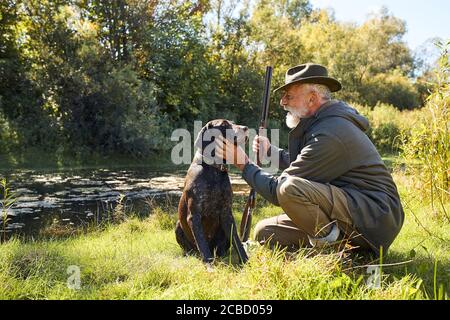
<box><xmin>1</xmin><ymin>152</ymin><xmax>449</xmax><ymax>299</ymax></box>
<box><xmin>0</xmin><ymin>148</ymin><xmax>183</xmax><ymax>172</ymax></box>
<box><xmin>0</xmin><ymin>177</ymin><xmax>448</xmax><ymax>299</ymax></box>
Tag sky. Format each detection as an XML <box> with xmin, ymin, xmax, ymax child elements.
<box><xmin>310</xmin><ymin>0</ymin><xmax>450</xmax><ymax>51</ymax></box>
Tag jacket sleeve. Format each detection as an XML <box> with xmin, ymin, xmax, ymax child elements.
<box><xmin>242</xmin><ymin>162</ymin><xmax>281</xmax><ymax>206</ymax></box>
<box><xmin>284</xmin><ymin>133</ymin><xmax>350</xmax><ymax>183</ymax></box>
<box><xmin>269</xmin><ymin>145</ymin><xmax>290</xmax><ymax>171</ymax></box>
<box><xmin>241</xmin><ymin>133</ymin><xmax>350</xmax><ymax>206</ymax></box>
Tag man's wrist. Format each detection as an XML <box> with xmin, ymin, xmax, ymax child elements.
<box><xmin>236</xmin><ymin>157</ymin><xmax>250</xmax><ymax>171</ymax></box>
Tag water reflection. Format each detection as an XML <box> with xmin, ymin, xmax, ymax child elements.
<box><xmin>0</xmin><ymin>167</ymin><xmax>250</xmax><ymax>239</ymax></box>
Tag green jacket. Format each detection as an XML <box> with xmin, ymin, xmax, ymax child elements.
<box><xmin>242</xmin><ymin>99</ymin><xmax>404</xmax><ymax>254</ymax></box>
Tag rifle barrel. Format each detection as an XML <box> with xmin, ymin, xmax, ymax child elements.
<box><xmin>240</xmin><ymin>66</ymin><xmax>273</xmax><ymax>242</ymax></box>
<box><xmin>260</xmin><ymin>66</ymin><xmax>273</xmax><ymax>129</ymax></box>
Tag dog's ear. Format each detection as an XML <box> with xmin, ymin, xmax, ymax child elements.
<box><xmin>194</xmin><ymin>122</ymin><xmax>210</xmax><ymax>151</ymax></box>
<box><xmin>194</xmin><ymin>121</ymin><xmax>219</xmax><ymax>155</ymax></box>
<box><xmin>219</xmin><ymin>120</ymin><xmax>240</xmax><ymax>146</ymax></box>
<box><xmin>216</xmin><ymin>120</ymin><xmax>233</xmax><ymax>139</ymax></box>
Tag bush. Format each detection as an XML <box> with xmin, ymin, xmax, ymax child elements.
<box><xmin>354</xmin><ymin>103</ymin><xmax>409</xmax><ymax>153</ymax></box>
<box><xmin>362</xmin><ymin>70</ymin><xmax>421</xmax><ymax>110</ymax></box>
<box><xmin>368</xmin><ymin>122</ymin><xmax>401</xmax><ymax>153</ymax></box>
<box><xmin>0</xmin><ymin>111</ymin><xmax>17</xmax><ymax>153</ymax></box>
<box><xmin>399</xmin><ymin>41</ymin><xmax>450</xmax><ymax>221</ymax></box>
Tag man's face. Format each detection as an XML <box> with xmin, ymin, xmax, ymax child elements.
<box><xmin>279</xmin><ymin>84</ymin><xmax>314</xmax><ymax>128</ymax></box>
<box><xmin>280</xmin><ymin>84</ymin><xmax>314</xmax><ymax>117</ymax></box>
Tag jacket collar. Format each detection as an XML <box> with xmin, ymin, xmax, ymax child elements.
<box><xmin>313</xmin><ymin>99</ymin><xmax>340</xmax><ymax>118</ymax></box>
<box><xmin>289</xmin><ymin>99</ymin><xmax>341</xmax><ymax>135</ymax></box>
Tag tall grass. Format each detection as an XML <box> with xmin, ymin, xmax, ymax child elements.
<box><xmin>400</xmin><ymin>41</ymin><xmax>450</xmax><ymax>222</ymax></box>
<box><xmin>0</xmin><ymin>184</ymin><xmax>448</xmax><ymax>300</ymax></box>
<box><xmin>1</xmin><ymin>178</ymin><xmax>15</xmax><ymax>242</ymax></box>
<box><xmin>353</xmin><ymin>102</ymin><xmax>421</xmax><ymax>154</ymax></box>
<box><xmin>0</xmin><ymin>216</ymin><xmax>432</xmax><ymax>300</ymax></box>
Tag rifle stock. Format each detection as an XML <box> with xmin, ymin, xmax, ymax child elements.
<box><xmin>240</xmin><ymin>66</ymin><xmax>273</xmax><ymax>242</ymax></box>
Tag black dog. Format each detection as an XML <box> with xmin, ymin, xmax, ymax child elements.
<box><xmin>175</xmin><ymin>119</ymin><xmax>249</xmax><ymax>264</ymax></box>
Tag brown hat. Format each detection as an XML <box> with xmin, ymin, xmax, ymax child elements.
<box><xmin>274</xmin><ymin>63</ymin><xmax>342</xmax><ymax>93</ymax></box>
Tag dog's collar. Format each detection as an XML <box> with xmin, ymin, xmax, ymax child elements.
<box><xmin>207</xmin><ymin>162</ymin><xmax>228</xmax><ymax>173</ymax></box>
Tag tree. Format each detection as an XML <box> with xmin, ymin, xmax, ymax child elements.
<box><xmin>298</xmin><ymin>8</ymin><xmax>419</xmax><ymax>109</ymax></box>
<box><xmin>135</xmin><ymin>0</ymin><xmax>218</xmax><ymax>124</ymax></box>
<box><xmin>0</xmin><ymin>0</ymin><xmax>60</xmax><ymax>151</ymax></box>
<box><xmin>205</xmin><ymin>1</ymin><xmax>263</xmax><ymax>126</ymax></box>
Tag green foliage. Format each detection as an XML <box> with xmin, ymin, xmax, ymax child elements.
<box><xmin>0</xmin><ymin>0</ymin><xmax>438</xmax><ymax>161</ymax></box>
<box><xmin>368</xmin><ymin>122</ymin><xmax>401</xmax><ymax>153</ymax></box>
<box><xmin>0</xmin><ymin>196</ymin><xmax>447</xmax><ymax>300</ymax></box>
<box><xmin>208</xmin><ymin>3</ymin><xmax>264</xmax><ymax>126</ymax></box>
<box><xmin>0</xmin><ymin>1</ymin><xmax>59</xmax><ymax>152</ymax></box>
<box><xmin>296</xmin><ymin>8</ymin><xmax>418</xmax><ymax>109</ymax></box>
<box><xmin>149</xmin><ymin>206</ymin><xmax>177</xmax><ymax>231</ymax></box>
<box><xmin>0</xmin><ymin>111</ymin><xmax>17</xmax><ymax>153</ymax></box>
<box><xmin>0</xmin><ymin>0</ymin><xmax>184</xmax><ymax>157</ymax></box>
<box><xmin>1</xmin><ymin>178</ymin><xmax>15</xmax><ymax>242</ymax></box>
<box><xmin>354</xmin><ymin>103</ymin><xmax>415</xmax><ymax>153</ymax></box>
<box><xmin>362</xmin><ymin>69</ymin><xmax>420</xmax><ymax>109</ymax></box>
<box><xmin>137</xmin><ymin>1</ymin><xmax>219</xmax><ymax>124</ymax></box>
<box><xmin>400</xmin><ymin>41</ymin><xmax>450</xmax><ymax>221</ymax></box>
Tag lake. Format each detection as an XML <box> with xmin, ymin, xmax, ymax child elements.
<box><xmin>0</xmin><ymin>165</ymin><xmax>250</xmax><ymax>239</ymax></box>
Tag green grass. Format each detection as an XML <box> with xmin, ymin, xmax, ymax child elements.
<box><xmin>0</xmin><ymin>178</ymin><xmax>448</xmax><ymax>300</ymax></box>
<box><xmin>0</xmin><ymin>153</ymin><xmax>448</xmax><ymax>300</ymax></box>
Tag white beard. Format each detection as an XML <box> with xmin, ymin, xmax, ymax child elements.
<box><xmin>286</xmin><ymin>112</ymin><xmax>301</xmax><ymax>129</ymax></box>
<box><xmin>284</xmin><ymin>105</ymin><xmax>310</xmax><ymax>128</ymax></box>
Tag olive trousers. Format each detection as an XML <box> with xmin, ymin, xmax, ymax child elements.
<box><xmin>253</xmin><ymin>175</ymin><xmax>371</xmax><ymax>250</ymax></box>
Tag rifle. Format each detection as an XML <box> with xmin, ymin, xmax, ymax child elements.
<box><xmin>240</xmin><ymin>66</ymin><xmax>273</xmax><ymax>242</ymax></box>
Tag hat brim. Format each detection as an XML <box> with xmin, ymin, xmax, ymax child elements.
<box><xmin>273</xmin><ymin>76</ymin><xmax>342</xmax><ymax>93</ymax></box>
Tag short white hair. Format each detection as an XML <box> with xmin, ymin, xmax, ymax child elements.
<box><xmin>307</xmin><ymin>84</ymin><xmax>331</xmax><ymax>100</ymax></box>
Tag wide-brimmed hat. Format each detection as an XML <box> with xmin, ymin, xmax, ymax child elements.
<box><xmin>274</xmin><ymin>63</ymin><xmax>342</xmax><ymax>93</ymax></box>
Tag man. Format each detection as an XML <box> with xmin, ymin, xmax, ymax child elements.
<box><xmin>215</xmin><ymin>63</ymin><xmax>404</xmax><ymax>256</ymax></box>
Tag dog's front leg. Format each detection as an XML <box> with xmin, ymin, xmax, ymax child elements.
<box><xmin>175</xmin><ymin>221</ymin><xmax>196</xmax><ymax>254</ymax></box>
<box><xmin>188</xmin><ymin>213</ymin><xmax>214</xmax><ymax>263</ymax></box>
<box><xmin>221</xmin><ymin>211</ymin><xmax>249</xmax><ymax>264</ymax></box>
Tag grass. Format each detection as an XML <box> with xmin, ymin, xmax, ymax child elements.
<box><xmin>0</xmin><ymin>167</ymin><xmax>448</xmax><ymax>300</ymax></box>
<box><xmin>0</xmin><ymin>147</ymin><xmax>448</xmax><ymax>300</ymax></box>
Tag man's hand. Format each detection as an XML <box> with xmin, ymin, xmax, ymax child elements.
<box><xmin>253</xmin><ymin>135</ymin><xmax>271</xmax><ymax>161</ymax></box>
<box><xmin>215</xmin><ymin>136</ymin><xmax>249</xmax><ymax>171</ymax></box>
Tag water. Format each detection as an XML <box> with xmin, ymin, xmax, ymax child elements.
<box><xmin>0</xmin><ymin>166</ymin><xmax>250</xmax><ymax>238</ymax></box>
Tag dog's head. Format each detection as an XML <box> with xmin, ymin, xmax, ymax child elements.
<box><xmin>194</xmin><ymin>119</ymin><xmax>248</xmax><ymax>163</ymax></box>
